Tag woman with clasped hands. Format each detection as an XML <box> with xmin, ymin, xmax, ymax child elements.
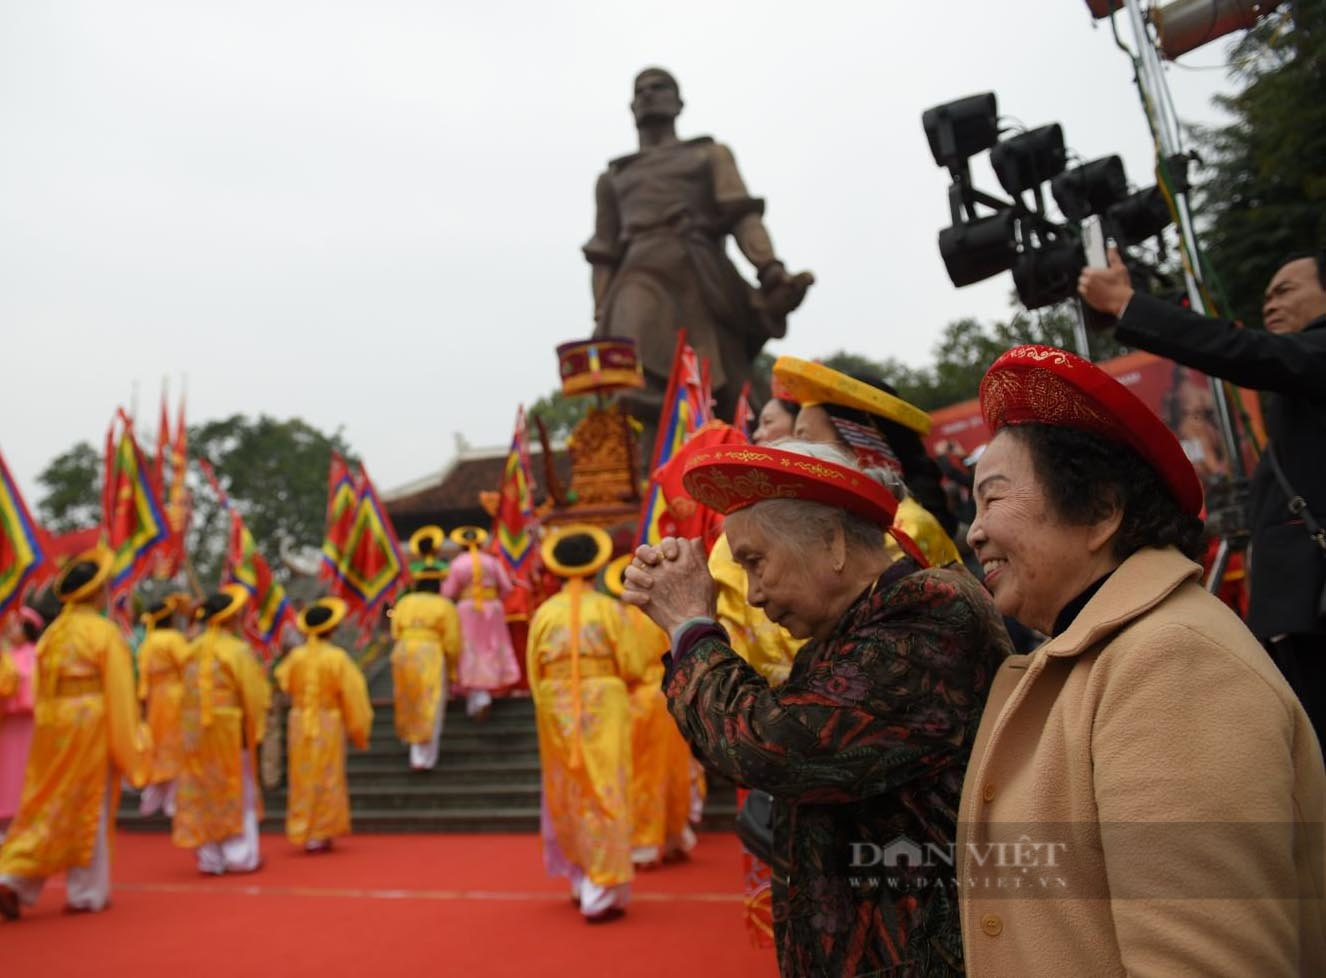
<box><xmin>623</xmin><ymin>440</ymin><xmax>1011</xmax><ymax>978</ymax></box>
<box><xmin>958</xmin><ymin>345</ymin><xmax>1324</xmax><ymax>977</ymax></box>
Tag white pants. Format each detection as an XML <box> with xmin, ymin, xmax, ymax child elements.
<box><xmin>465</xmin><ymin>688</ymin><xmax>491</xmax><ymax>718</ymax></box>
<box><xmin>196</xmin><ymin>752</ymin><xmax>261</xmax><ymax>875</ymax></box>
<box><xmin>0</xmin><ymin>779</ymin><xmax>112</xmax><ymax>911</ymax></box>
<box><xmin>409</xmin><ymin>673</ymin><xmax>447</xmax><ymax>770</ymax></box>
<box><xmin>568</xmin><ymin>866</ymin><xmax>630</xmax><ymax>917</ymax></box>
<box><xmin>139</xmin><ymin>780</ymin><xmax>177</xmax><ymax>817</ymax></box>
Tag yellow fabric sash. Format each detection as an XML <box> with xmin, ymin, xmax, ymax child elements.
<box><xmin>468</xmin><ymin>545</ymin><xmax>485</xmax><ymax>610</ymax></box>
<box><xmin>199</xmin><ymin>628</ymin><xmax>218</xmax><ymax>727</ymax></box>
<box><xmin>568</xmin><ymin>577</ymin><xmax>583</xmax><ymax>770</ymax></box>
<box><xmin>300</xmin><ymin>638</ymin><xmax>324</xmax><ymax>739</ymax></box>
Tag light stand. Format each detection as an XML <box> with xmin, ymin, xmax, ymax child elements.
<box><xmin>1116</xmin><ymin>0</ymin><xmax>1252</xmax><ymax>591</ymax></box>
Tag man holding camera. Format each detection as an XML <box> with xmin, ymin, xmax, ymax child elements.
<box><xmin>1080</xmin><ymin>249</ymin><xmax>1326</xmax><ymax>749</ymax></box>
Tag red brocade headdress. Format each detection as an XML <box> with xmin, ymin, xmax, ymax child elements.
<box><xmin>681</xmin><ymin>445</ymin><xmax>900</xmax><ymax>528</ymax></box>
<box><xmin>979</xmin><ymin>345</ymin><xmax>1204</xmax><ymax>516</ymax></box>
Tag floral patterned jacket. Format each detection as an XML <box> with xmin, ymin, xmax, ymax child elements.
<box><xmin>666</xmin><ymin>558</ymin><xmax>1010</xmax><ymax>978</ymax></box>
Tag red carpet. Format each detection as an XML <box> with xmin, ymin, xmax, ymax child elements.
<box><xmin>2</xmin><ymin>832</ymin><xmax>779</xmax><ymax>978</ymax></box>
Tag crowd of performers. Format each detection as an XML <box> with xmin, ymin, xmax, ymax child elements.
<box><xmin>0</xmin><ymin>510</ymin><xmax>705</xmax><ymax>924</ymax></box>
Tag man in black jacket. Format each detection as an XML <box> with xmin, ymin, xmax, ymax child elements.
<box><xmin>1080</xmin><ymin>250</ymin><xmax>1326</xmax><ymax>749</ymax></box>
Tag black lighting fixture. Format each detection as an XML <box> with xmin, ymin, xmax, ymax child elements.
<box><xmin>1107</xmin><ymin>185</ymin><xmax>1172</xmax><ymax>245</ymax></box>
<box><xmin>922</xmin><ymin>93</ymin><xmax>999</xmax><ymax>172</ymax></box>
<box><xmin>1050</xmin><ymin>155</ymin><xmax>1128</xmax><ymax>221</ymax></box>
<box><xmin>1012</xmin><ymin>234</ymin><xmax>1083</xmax><ymax>309</ymax></box>
<box><xmin>938</xmin><ymin>212</ymin><xmax>1018</xmax><ymax>287</ymax></box>
<box><xmin>990</xmin><ymin>124</ymin><xmax>1067</xmax><ymax>198</ymax></box>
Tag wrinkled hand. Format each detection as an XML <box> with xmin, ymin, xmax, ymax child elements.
<box><xmin>1077</xmin><ymin>246</ymin><xmax>1134</xmax><ymax>319</ymax></box>
<box><xmin>621</xmin><ymin>537</ymin><xmax>716</xmax><ymax>636</ymax></box>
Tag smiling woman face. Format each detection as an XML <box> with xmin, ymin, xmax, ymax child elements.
<box><xmin>966</xmin><ymin>429</ymin><xmax>1122</xmax><ymax>634</ymax></box>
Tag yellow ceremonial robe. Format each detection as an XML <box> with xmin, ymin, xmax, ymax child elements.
<box><xmin>0</xmin><ymin>603</ymin><xmax>148</xmax><ymax>878</ymax></box>
<box><xmin>274</xmin><ymin>638</ymin><xmax>373</xmax><ymax>845</ymax></box>
<box><xmin>528</xmin><ymin>581</ymin><xmax>639</xmax><ymax>889</ymax></box>
<box><xmin>886</xmin><ymin>496</ymin><xmax>961</xmax><ymax>567</ymax></box>
<box><xmin>389</xmin><ymin>592</ymin><xmax>460</xmax><ymax>744</ymax></box>
<box><xmin>0</xmin><ymin>651</ymin><xmax>16</xmax><ymax>697</ymax></box>
<box><xmin>137</xmin><ymin>626</ymin><xmax>190</xmax><ymax>785</ymax></box>
<box><xmin>709</xmin><ymin>533</ymin><xmax>805</xmax><ymax>686</ymax></box>
<box><xmin>619</xmin><ymin>604</ymin><xmax>691</xmax><ymax>857</ymax></box>
<box><xmin>172</xmin><ymin>628</ymin><xmax>270</xmax><ymax>849</ymax></box>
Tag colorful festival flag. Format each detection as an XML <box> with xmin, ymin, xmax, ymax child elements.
<box><xmin>333</xmin><ymin>464</ymin><xmax>407</xmax><ymax>622</ymax></box>
<box><xmin>0</xmin><ymin>448</ymin><xmax>48</xmax><ymax>619</ymax></box>
<box><xmin>636</xmin><ymin>330</ymin><xmax>713</xmax><ymax>546</ymax></box>
<box><xmin>653</xmin><ymin>420</ymin><xmax>749</xmax><ymax>552</ymax></box>
<box><xmin>492</xmin><ymin>406</ymin><xmax>537</xmax><ymax>582</ymax></box>
<box><xmin>103</xmin><ymin>410</ymin><xmax>168</xmax><ymax>599</ymax></box>
<box><xmin>732</xmin><ymin>381</ymin><xmax>754</xmax><ymax>439</ymax></box>
<box><xmin>320</xmin><ymin>452</ymin><xmax>361</xmax><ymax>582</ymax></box>
<box><xmin>225</xmin><ymin>508</ymin><xmax>294</xmax><ymax>655</ymax></box>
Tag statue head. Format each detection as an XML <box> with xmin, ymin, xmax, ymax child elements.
<box><xmin>631</xmin><ymin>67</ymin><xmax>683</xmax><ymax>127</ymax></box>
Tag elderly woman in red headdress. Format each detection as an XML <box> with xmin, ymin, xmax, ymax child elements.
<box><xmin>624</xmin><ymin>441</ymin><xmax>1011</xmax><ymax>978</ymax></box>
<box><xmin>959</xmin><ymin>346</ymin><xmax>1324</xmax><ymax>977</ymax></box>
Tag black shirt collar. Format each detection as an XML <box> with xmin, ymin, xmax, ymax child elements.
<box><xmin>1051</xmin><ymin>571</ymin><xmax>1115</xmax><ymax>638</ymax></box>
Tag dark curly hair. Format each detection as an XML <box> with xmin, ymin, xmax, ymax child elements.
<box><xmin>1006</xmin><ymin>424</ymin><xmax>1205</xmax><ymax>561</ymax></box>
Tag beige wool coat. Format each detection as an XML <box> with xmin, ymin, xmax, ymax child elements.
<box><xmin>958</xmin><ymin>546</ymin><xmax>1324</xmax><ymax>977</ymax></box>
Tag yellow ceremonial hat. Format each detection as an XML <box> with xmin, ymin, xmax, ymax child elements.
<box><xmin>540</xmin><ymin>525</ymin><xmax>613</xmax><ymax>580</ymax></box>
<box><xmin>450</xmin><ymin>526</ymin><xmax>489</xmax><ymax>549</ymax></box>
<box><xmin>298</xmin><ymin>597</ymin><xmax>348</xmax><ymax>637</ymax></box>
<box><xmin>140</xmin><ymin>593</ymin><xmax>190</xmax><ymax>627</ymax></box>
<box><xmin>196</xmin><ymin>584</ymin><xmax>250</xmax><ymax>625</ymax></box>
<box><xmin>602</xmin><ymin>553</ymin><xmax>632</xmax><ymax>598</ymax></box>
<box><xmin>54</xmin><ymin>545</ymin><xmax>114</xmax><ymax>604</ymax></box>
<box><xmin>409</xmin><ymin>525</ymin><xmax>445</xmax><ymax>557</ymax></box>
<box><xmin>772</xmin><ymin>356</ymin><xmax>932</xmax><ymax>436</ymax></box>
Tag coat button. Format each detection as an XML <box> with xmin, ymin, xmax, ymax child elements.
<box><xmin>981</xmin><ymin>913</ymin><xmax>1003</xmax><ymax>937</ymax></box>
<box><xmin>982</xmin><ymin>782</ymin><xmax>996</xmax><ymax>802</ymax></box>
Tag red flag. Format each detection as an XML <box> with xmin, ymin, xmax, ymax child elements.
<box><xmin>225</xmin><ymin>508</ymin><xmax>294</xmax><ymax>658</ymax></box>
<box><xmin>153</xmin><ymin>391</ymin><xmax>170</xmax><ymax>501</ymax></box>
<box><xmin>653</xmin><ymin>420</ymin><xmax>749</xmax><ymax>553</ymax></box>
<box><xmin>327</xmin><ymin>463</ymin><xmax>406</xmax><ymax>626</ymax></box>
<box><xmin>102</xmin><ymin>410</ymin><xmax>168</xmax><ymax>603</ymax></box>
<box><xmin>163</xmin><ymin>392</ymin><xmax>191</xmax><ymax>574</ymax></box>
<box><xmin>0</xmin><ymin>447</ymin><xmax>50</xmax><ymax>619</ymax></box>
<box><xmin>491</xmin><ymin>407</ymin><xmax>537</xmax><ymax>584</ymax></box>
<box><xmin>732</xmin><ymin>381</ymin><xmax>754</xmax><ymax>439</ymax></box>
<box><xmin>320</xmin><ymin>452</ymin><xmax>360</xmax><ymax>583</ymax></box>
<box><xmin>637</xmin><ymin>330</ymin><xmax>713</xmax><ymax>546</ymax></box>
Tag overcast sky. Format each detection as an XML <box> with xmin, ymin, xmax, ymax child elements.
<box><xmin>0</xmin><ymin>1</ymin><xmax>1238</xmax><ymax>506</ymax></box>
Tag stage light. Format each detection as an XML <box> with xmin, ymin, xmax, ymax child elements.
<box><xmin>1107</xmin><ymin>186</ymin><xmax>1172</xmax><ymax>244</ymax></box>
<box><xmin>990</xmin><ymin>124</ymin><xmax>1067</xmax><ymax>197</ymax></box>
<box><xmin>922</xmin><ymin>93</ymin><xmax>999</xmax><ymax>170</ymax></box>
<box><xmin>1012</xmin><ymin>238</ymin><xmax>1083</xmax><ymax>309</ymax></box>
<box><xmin>938</xmin><ymin>211</ymin><xmax>1017</xmax><ymax>287</ymax></box>
<box><xmin>1153</xmin><ymin>0</ymin><xmax>1281</xmax><ymax>60</ymax></box>
<box><xmin>1051</xmin><ymin>155</ymin><xmax>1128</xmax><ymax>221</ymax></box>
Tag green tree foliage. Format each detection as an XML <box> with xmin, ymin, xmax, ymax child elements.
<box><xmin>528</xmin><ymin>388</ymin><xmax>590</xmax><ymax>442</ymax></box>
<box><xmin>1194</xmin><ymin>0</ymin><xmax>1326</xmax><ymax>326</ymax></box>
<box><xmin>34</xmin><ymin>415</ymin><xmax>354</xmax><ymax>587</ymax></box>
<box><xmin>189</xmin><ymin>415</ymin><xmax>355</xmax><ymax>585</ymax></box>
<box><xmin>820</xmin><ymin>303</ymin><xmax>1122</xmax><ymax>410</ymax></box>
<box><xmin>35</xmin><ymin>441</ymin><xmax>102</xmax><ymax>533</ymax></box>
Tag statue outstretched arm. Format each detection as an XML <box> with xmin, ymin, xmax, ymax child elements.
<box><xmin>583</xmin><ymin>170</ymin><xmax>622</xmax><ymax>319</ymax></box>
<box><xmin>708</xmin><ymin>143</ymin><xmax>779</xmax><ymax>274</ymax></box>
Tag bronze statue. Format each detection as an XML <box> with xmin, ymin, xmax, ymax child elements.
<box><xmin>584</xmin><ymin>67</ymin><xmax>813</xmax><ymax>446</ymax></box>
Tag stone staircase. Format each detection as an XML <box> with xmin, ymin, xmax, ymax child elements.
<box><xmin>119</xmin><ymin>659</ymin><xmax>736</xmax><ymax>834</ymax></box>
